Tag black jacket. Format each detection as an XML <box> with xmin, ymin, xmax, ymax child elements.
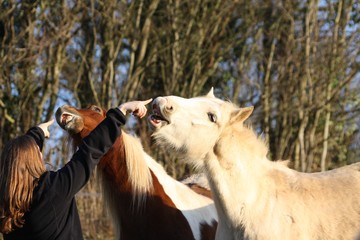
<box><xmin>4</xmin><ymin>108</ymin><xmax>126</xmax><ymax>240</ymax></box>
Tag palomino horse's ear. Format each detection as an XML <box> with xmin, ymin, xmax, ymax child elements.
<box><xmin>230</xmin><ymin>106</ymin><xmax>254</xmax><ymax>124</ymax></box>
<box><xmin>206</xmin><ymin>87</ymin><xmax>215</xmax><ymax>98</ymax></box>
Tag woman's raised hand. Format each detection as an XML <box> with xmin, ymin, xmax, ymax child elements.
<box><xmin>118</xmin><ymin>99</ymin><xmax>152</xmax><ymax>118</ymax></box>
<box><xmin>37</xmin><ymin>119</ymin><xmax>55</xmax><ymax>138</ymax></box>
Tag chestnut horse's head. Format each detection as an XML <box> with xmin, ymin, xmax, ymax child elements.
<box><xmin>55</xmin><ymin>105</ymin><xmax>106</xmax><ymax>143</ymax></box>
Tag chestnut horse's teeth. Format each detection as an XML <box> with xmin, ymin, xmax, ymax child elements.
<box><xmin>61</xmin><ymin>113</ymin><xmax>73</xmax><ymax>125</ymax></box>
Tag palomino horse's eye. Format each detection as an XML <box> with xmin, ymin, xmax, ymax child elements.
<box><xmin>208</xmin><ymin>113</ymin><xmax>217</xmax><ymax>123</ymax></box>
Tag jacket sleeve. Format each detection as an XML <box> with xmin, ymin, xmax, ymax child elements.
<box><xmin>26</xmin><ymin>126</ymin><xmax>45</xmax><ymax>151</ymax></box>
<box><xmin>50</xmin><ymin>107</ymin><xmax>127</xmax><ymax>199</ymax></box>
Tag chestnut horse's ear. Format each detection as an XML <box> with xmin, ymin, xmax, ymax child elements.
<box><xmin>206</xmin><ymin>87</ymin><xmax>215</xmax><ymax>98</ymax></box>
<box><xmin>230</xmin><ymin>106</ymin><xmax>254</xmax><ymax>124</ymax></box>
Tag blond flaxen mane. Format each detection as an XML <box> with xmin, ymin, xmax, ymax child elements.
<box><xmin>98</xmin><ymin>131</ymin><xmax>153</xmax><ymax>209</ymax></box>
<box><xmin>122</xmin><ymin>131</ymin><xmax>153</xmax><ymax>204</ymax></box>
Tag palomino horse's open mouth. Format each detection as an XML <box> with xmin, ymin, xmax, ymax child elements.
<box><xmin>148</xmin><ymin>101</ymin><xmax>170</xmax><ymax>128</ymax></box>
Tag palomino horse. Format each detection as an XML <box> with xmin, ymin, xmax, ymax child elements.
<box><xmin>55</xmin><ymin>104</ymin><xmax>218</xmax><ymax>240</ymax></box>
<box><xmin>148</xmin><ymin>89</ymin><xmax>360</xmax><ymax>240</ymax></box>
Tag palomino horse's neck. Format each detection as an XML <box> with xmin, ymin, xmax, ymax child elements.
<box><xmin>217</xmin><ymin>124</ymin><xmax>268</xmax><ymax>169</ymax></box>
<box><xmin>203</xmin><ymin>124</ymin><xmax>271</xmax><ymax>228</ymax></box>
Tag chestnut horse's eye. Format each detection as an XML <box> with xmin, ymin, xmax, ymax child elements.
<box><xmin>208</xmin><ymin>113</ymin><xmax>217</xmax><ymax>123</ymax></box>
<box><xmin>90</xmin><ymin>105</ymin><xmax>102</xmax><ymax>113</ymax></box>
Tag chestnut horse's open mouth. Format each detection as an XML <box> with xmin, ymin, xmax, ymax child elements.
<box><xmin>59</xmin><ymin>112</ymin><xmax>75</xmax><ymax>128</ymax></box>
<box><xmin>55</xmin><ymin>105</ymin><xmax>84</xmax><ymax>134</ymax></box>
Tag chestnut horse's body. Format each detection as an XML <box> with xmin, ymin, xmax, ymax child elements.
<box><xmin>55</xmin><ymin>105</ymin><xmax>217</xmax><ymax>240</ymax></box>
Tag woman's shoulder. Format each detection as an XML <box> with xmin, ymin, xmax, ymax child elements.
<box><xmin>32</xmin><ymin>171</ymin><xmax>55</xmax><ymax>199</ymax></box>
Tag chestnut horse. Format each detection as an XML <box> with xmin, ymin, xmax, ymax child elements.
<box><xmin>55</xmin><ymin>105</ymin><xmax>218</xmax><ymax>240</ymax></box>
<box><xmin>149</xmin><ymin>89</ymin><xmax>360</xmax><ymax>240</ymax></box>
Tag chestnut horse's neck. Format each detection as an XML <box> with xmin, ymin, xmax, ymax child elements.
<box><xmin>100</xmin><ymin>132</ymin><xmax>153</xmax><ymax>208</ymax></box>
<box><xmin>95</xmin><ymin>131</ymin><xmax>217</xmax><ymax>240</ymax></box>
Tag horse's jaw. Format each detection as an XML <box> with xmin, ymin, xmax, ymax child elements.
<box><xmin>151</xmin><ymin>128</ymin><xmax>208</xmax><ymax>169</ymax></box>
<box><xmin>152</xmin><ymin>128</ymin><xmax>187</xmax><ymax>154</ymax></box>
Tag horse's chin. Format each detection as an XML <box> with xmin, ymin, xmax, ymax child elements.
<box><xmin>151</xmin><ymin>129</ymin><xmax>185</xmax><ymax>152</ymax></box>
<box><xmin>61</xmin><ymin>120</ymin><xmax>83</xmax><ymax>135</ymax></box>
<box><xmin>151</xmin><ymin>130</ymin><xmax>206</xmax><ymax>170</ymax></box>
<box><xmin>65</xmin><ymin>126</ymin><xmax>82</xmax><ymax>135</ymax></box>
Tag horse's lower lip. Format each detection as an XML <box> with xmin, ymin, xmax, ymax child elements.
<box><xmin>60</xmin><ymin>121</ymin><xmax>70</xmax><ymax>131</ymax></box>
<box><xmin>61</xmin><ymin>119</ymin><xmax>67</xmax><ymax>128</ymax></box>
<box><xmin>148</xmin><ymin>115</ymin><xmax>169</xmax><ymax>128</ymax></box>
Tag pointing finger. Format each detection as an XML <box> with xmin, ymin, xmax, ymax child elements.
<box><xmin>142</xmin><ymin>98</ymin><xmax>153</xmax><ymax>106</ymax></box>
<box><xmin>47</xmin><ymin>119</ymin><xmax>55</xmax><ymax>126</ymax></box>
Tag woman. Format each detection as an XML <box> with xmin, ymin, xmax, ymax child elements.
<box><xmin>0</xmin><ymin>99</ymin><xmax>152</xmax><ymax>240</ymax></box>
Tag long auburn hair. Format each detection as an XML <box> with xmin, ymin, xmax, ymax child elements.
<box><xmin>0</xmin><ymin>135</ymin><xmax>45</xmax><ymax>234</ymax></box>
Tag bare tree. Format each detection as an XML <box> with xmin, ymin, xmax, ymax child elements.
<box><xmin>1</xmin><ymin>0</ymin><xmax>359</xmax><ymax>239</ymax></box>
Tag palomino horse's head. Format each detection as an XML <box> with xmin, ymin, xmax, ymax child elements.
<box><xmin>55</xmin><ymin>105</ymin><xmax>106</xmax><ymax>142</ymax></box>
<box><xmin>149</xmin><ymin>88</ymin><xmax>254</xmax><ymax>165</ymax></box>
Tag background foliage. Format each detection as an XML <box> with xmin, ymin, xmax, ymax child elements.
<box><xmin>1</xmin><ymin>0</ymin><xmax>359</xmax><ymax>239</ymax></box>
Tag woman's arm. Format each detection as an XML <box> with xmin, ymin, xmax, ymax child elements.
<box><xmin>26</xmin><ymin>119</ymin><xmax>54</xmax><ymax>151</ymax></box>
<box><xmin>53</xmin><ymin>99</ymin><xmax>152</xmax><ymax>199</ymax></box>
